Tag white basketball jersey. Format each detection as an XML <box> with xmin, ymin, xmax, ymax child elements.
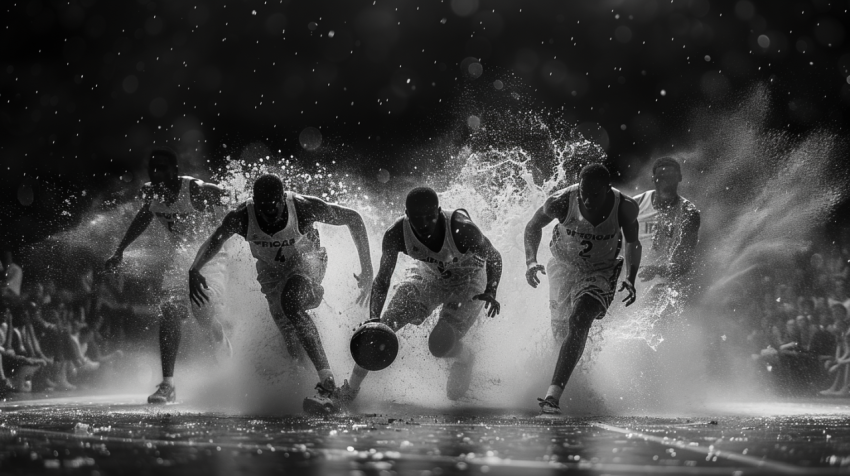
<box><xmin>247</xmin><ymin>192</ymin><xmax>317</xmax><ymax>267</ymax></box>
<box><xmin>148</xmin><ymin>176</ymin><xmax>201</xmax><ymax>237</ymax></box>
<box><xmin>402</xmin><ymin>210</ymin><xmax>485</xmax><ymax>278</ymax></box>
<box><xmin>549</xmin><ymin>184</ymin><xmax>622</xmax><ymax>271</ymax></box>
<box><xmin>634</xmin><ymin>190</ymin><xmax>687</xmax><ymax>270</ymax></box>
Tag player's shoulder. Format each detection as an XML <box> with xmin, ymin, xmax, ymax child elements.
<box><xmin>632</xmin><ymin>190</ymin><xmax>651</xmax><ymax>205</ymax></box>
<box><xmin>616</xmin><ymin>189</ymin><xmax>640</xmax><ymax>220</ymax></box>
<box><xmin>450</xmin><ymin>208</ymin><xmax>476</xmax><ymax>227</ymax></box>
<box><xmin>383</xmin><ymin>217</ymin><xmax>406</xmax><ymax>249</ymax></box>
<box><xmin>543</xmin><ymin>184</ymin><xmax>575</xmax><ymax>216</ymax></box>
<box><xmin>679</xmin><ymin>196</ymin><xmax>700</xmax><ymax>215</ymax></box>
<box><xmin>450</xmin><ymin>208</ymin><xmax>483</xmax><ymax>235</ymax></box>
<box><xmin>291</xmin><ymin>192</ymin><xmax>327</xmax><ymax>207</ymax></box>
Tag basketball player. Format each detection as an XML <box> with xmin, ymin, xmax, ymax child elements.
<box><xmin>341</xmin><ymin>186</ymin><xmax>503</xmax><ymax>404</ymax></box>
<box><xmin>105</xmin><ymin>147</ymin><xmax>231</xmax><ymax>404</ymax></box>
<box><xmin>525</xmin><ymin>164</ymin><xmax>641</xmax><ymax>415</ymax></box>
<box><xmin>633</xmin><ymin>157</ymin><xmax>700</xmax><ymax>305</ymax></box>
<box><xmin>188</xmin><ymin>174</ymin><xmax>373</xmax><ymax>414</ymax></box>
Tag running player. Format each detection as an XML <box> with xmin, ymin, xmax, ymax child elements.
<box><xmin>524</xmin><ymin>164</ymin><xmax>641</xmax><ymax>415</ymax></box>
<box><xmin>341</xmin><ymin>186</ymin><xmax>503</xmax><ymax>404</ymax></box>
<box><xmin>187</xmin><ymin>174</ymin><xmax>373</xmax><ymax>414</ymax></box>
<box><xmin>105</xmin><ymin>147</ymin><xmax>231</xmax><ymax>404</ymax></box>
<box><xmin>633</xmin><ymin>157</ymin><xmax>700</xmax><ymax>305</ymax></box>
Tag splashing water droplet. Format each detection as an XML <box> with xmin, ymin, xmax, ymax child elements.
<box><xmin>299</xmin><ymin>127</ymin><xmax>322</xmax><ymax>151</ymax></box>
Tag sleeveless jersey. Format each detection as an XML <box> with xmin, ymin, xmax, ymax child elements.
<box><xmin>634</xmin><ymin>190</ymin><xmax>689</xmax><ymax>270</ymax></box>
<box><xmin>549</xmin><ymin>184</ymin><xmax>622</xmax><ymax>271</ymax></box>
<box><xmin>147</xmin><ymin>176</ymin><xmax>202</xmax><ymax>238</ymax></box>
<box><xmin>247</xmin><ymin>192</ymin><xmax>318</xmax><ymax>267</ymax></box>
<box><xmin>402</xmin><ymin>210</ymin><xmax>485</xmax><ymax>279</ymax></box>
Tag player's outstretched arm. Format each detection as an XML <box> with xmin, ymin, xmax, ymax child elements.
<box><xmin>188</xmin><ymin>207</ymin><xmax>245</xmax><ymax>307</ymax></box>
<box><xmin>524</xmin><ymin>195</ymin><xmax>562</xmax><ymax>287</ymax></box>
<box><xmin>105</xmin><ymin>200</ymin><xmax>154</xmax><ymax>271</ymax></box>
<box><xmin>618</xmin><ymin>196</ymin><xmax>642</xmax><ymax>306</ymax></box>
<box><xmin>303</xmin><ymin>197</ymin><xmax>375</xmax><ymax>306</ymax></box>
<box><xmin>370</xmin><ymin>222</ymin><xmax>403</xmax><ymax>321</ymax></box>
<box><xmin>455</xmin><ymin>215</ymin><xmax>502</xmax><ymax>317</ymax></box>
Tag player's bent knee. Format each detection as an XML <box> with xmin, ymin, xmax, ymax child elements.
<box><xmin>570</xmin><ymin>298</ymin><xmax>605</xmax><ymax>328</ymax></box>
<box><xmin>280</xmin><ymin>276</ymin><xmax>312</xmax><ymax>315</ymax></box>
<box><xmin>428</xmin><ymin>321</ymin><xmax>457</xmax><ymax>358</ymax></box>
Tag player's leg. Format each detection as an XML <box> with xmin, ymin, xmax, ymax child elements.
<box><xmin>346</xmin><ymin>281</ymin><xmax>432</xmax><ymax>399</ymax></box>
<box><xmin>278</xmin><ymin>275</ymin><xmax>333</xmax><ymax>382</ymax></box>
<box><xmin>538</xmin><ymin>296</ymin><xmax>606</xmax><ymax>413</ymax></box>
<box><xmin>148</xmin><ymin>296</ymin><xmax>187</xmax><ymax>404</ymax></box>
<box><xmin>435</xmin><ymin>287</ymin><xmax>485</xmax><ymax>400</ymax></box>
<box><xmin>189</xmin><ymin>264</ymin><xmax>231</xmax><ymax>361</ymax></box>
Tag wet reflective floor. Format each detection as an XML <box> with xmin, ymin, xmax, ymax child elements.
<box><xmin>1</xmin><ymin>395</ymin><xmax>849</xmax><ymax>475</ymax></box>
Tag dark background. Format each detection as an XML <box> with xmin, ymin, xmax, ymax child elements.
<box><xmin>2</xmin><ymin>0</ymin><xmax>849</xmax><ymax>246</ymax></box>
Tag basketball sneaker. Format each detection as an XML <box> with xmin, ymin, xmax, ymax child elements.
<box><xmin>446</xmin><ymin>355</ymin><xmax>474</xmax><ymax>401</ymax></box>
<box><xmin>537</xmin><ymin>396</ymin><xmax>561</xmax><ymax>416</ymax></box>
<box><xmin>303</xmin><ymin>376</ymin><xmax>342</xmax><ymax>416</ymax></box>
<box><xmin>148</xmin><ymin>382</ymin><xmax>176</xmax><ymax>404</ymax></box>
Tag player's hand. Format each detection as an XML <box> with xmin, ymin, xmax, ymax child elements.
<box><xmin>104</xmin><ymin>252</ymin><xmax>123</xmax><ymax>272</ymax></box>
<box><xmin>525</xmin><ymin>262</ymin><xmax>546</xmax><ymax>288</ymax></box>
<box><xmin>353</xmin><ymin>271</ymin><xmax>373</xmax><ymax>307</ymax></box>
<box><xmin>619</xmin><ymin>279</ymin><xmax>637</xmax><ymax>306</ymax></box>
<box><xmin>473</xmin><ymin>292</ymin><xmax>501</xmax><ymax>317</ymax></box>
<box><xmin>188</xmin><ymin>268</ymin><xmax>209</xmax><ymax>307</ymax></box>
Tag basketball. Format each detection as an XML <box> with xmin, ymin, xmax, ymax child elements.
<box><xmin>350</xmin><ymin>320</ymin><xmax>399</xmax><ymax>371</ymax></box>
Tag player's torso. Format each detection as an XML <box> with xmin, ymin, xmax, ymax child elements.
<box><xmin>148</xmin><ymin>176</ymin><xmax>203</xmax><ymax>238</ymax></box>
<box><xmin>550</xmin><ymin>184</ymin><xmax>622</xmax><ymax>270</ymax></box>
<box><xmin>634</xmin><ymin>190</ymin><xmax>685</xmax><ymax>267</ymax></box>
<box><xmin>402</xmin><ymin>210</ymin><xmax>484</xmax><ymax>279</ymax></box>
<box><xmin>246</xmin><ymin>192</ymin><xmax>318</xmax><ymax>267</ymax></box>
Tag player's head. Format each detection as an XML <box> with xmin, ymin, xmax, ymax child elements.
<box><xmin>405</xmin><ymin>187</ymin><xmax>441</xmax><ymax>237</ymax></box>
<box><xmin>578</xmin><ymin>164</ymin><xmax>611</xmax><ymax>211</ymax></box>
<box><xmin>253</xmin><ymin>174</ymin><xmax>284</xmax><ymax>220</ymax></box>
<box><xmin>147</xmin><ymin>147</ymin><xmax>179</xmax><ymax>185</ymax></box>
<box><xmin>651</xmin><ymin>157</ymin><xmax>682</xmax><ymax>194</ymax></box>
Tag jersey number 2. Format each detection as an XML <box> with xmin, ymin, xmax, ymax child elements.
<box><xmin>274</xmin><ymin>247</ymin><xmax>287</xmax><ymax>263</ymax></box>
<box><xmin>579</xmin><ymin>240</ymin><xmax>593</xmax><ymax>258</ymax></box>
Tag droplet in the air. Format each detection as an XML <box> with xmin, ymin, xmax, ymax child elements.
<box><xmin>299</xmin><ymin>127</ymin><xmax>322</xmax><ymax>151</ymax></box>
<box><xmin>17</xmin><ymin>184</ymin><xmax>34</xmax><ymax>206</ymax></box>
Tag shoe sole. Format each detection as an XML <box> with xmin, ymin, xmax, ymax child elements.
<box><xmin>535</xmin><ymin>412</ymin><xmax>563</xmax><ymax>419</ymax></box>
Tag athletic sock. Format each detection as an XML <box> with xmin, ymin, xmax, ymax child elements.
<box><xmin>545</xmin><ymin>385</ymin><xmax>564</xmax><ymax>402</ymax></box>
<box><xmin>317</xmin><ymin>369</ymin><xmax>334</xmax><ymax>388</ymax></box>
<box><xmin>163</xmin><ymin>377</ymin><xmax>174</xmax><ymax>386</ymax></box>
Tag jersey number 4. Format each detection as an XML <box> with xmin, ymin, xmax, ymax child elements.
<box><xmin>578</xmin><ymin>240</ymin><xmax>593</xmax><ymax>258</ymax></box>
<box><xmin>274</xmin><ymin>247</ymin><xmax>287</xmax><ymax>263</ymax></box>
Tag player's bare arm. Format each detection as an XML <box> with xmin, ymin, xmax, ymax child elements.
<box><xmin>524</xmin><ymin>192</ymin><xmax>569</xmax><ymax>288</ymax></box>
<box><xmin>453</xmin><ymin>213</ymin><xmax>502</xmax><ymax>317</ymax></box>
<box><xmin>188</xmin><ymin>205</ymin><xmax>248</xmax><ymax>307</ymax></box>
<box><xmin>617</xmin><ymin>196</ymin><xmax>642</xmax><ymax>306</ymax></box>
<box><xmin>369</xmin><ymin>220</ymin><xmax>405</xmax><ymax>320</ymax></box>
<box><xmin>105</xmin><ymin>186</ymin><xmax>155</xmax><ymax>271</ymax></box>
<box><xmin>297</xmin><ymin>195</ymin><xmax>374</xmax><ymax>306</ymax></box>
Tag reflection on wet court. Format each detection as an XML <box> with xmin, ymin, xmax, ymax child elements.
<box><xmin>2</xmin><ymin>395</ymin><xmax>849</xmax><ymax>475</ymax></box>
